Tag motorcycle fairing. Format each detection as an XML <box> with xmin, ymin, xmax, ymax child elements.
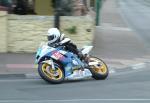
<box><xmin>36</xmin><ymin>47</ymin><xmax>83</xmax><ymax>77</ymax></box>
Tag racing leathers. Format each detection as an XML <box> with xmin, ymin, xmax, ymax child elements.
<box><xmin>48</xmin><ymin>34</ymin><xmax>83</xmax><ymax>60</ymax></box>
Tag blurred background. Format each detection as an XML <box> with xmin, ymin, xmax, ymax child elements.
<box><xmin>0</xmin><ymin>0</ymin><xmax>97</xmax><ymax>53</ymax></box>
<box><xmin>0</xmin><ymin>0</ymin><xmax>95</xmax><ymax>15</ymax></box>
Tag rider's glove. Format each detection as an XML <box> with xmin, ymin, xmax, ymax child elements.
<box><xmin>78</xmin><ymin>51</ymin><xmax>84</xmax><ymax>60</ymax></box>
<box><xmin>55</xmin><ymin>43</ymin><xmax>63</xmax><ymax>47</ymax></box>
<box><xmin>55</xmin><ymin>43</ymin><xmax>60</xmax><ymax>47</ymax></box>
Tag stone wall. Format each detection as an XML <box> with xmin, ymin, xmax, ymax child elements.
<box><xmin>8</xmin><ymin>15</ymin><xmax>54</xmax><ymax>52</ymax></box>
<box><xmin>61</xmin><ymin>16</ymin><xmax>94</xmax><ymax>47</ymax></box>
<box><xmin>0</xmin><ymin>11</ymin><xmax>7</xmax><ymax>52</ymax></box>
<box><xmin>0</xmin><ymin>12</ymin><xmax>94</xmax><ymax>53</ymax></box>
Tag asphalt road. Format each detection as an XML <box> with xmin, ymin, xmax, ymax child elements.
<box><xmin>0</xmin><ymin>64</ymin><xmax>150</xmax><ymax>103</ymax></box>
<box><xmin>119</xmin><ymin>0</ymin><xmax>150</xmax><ymax>50</ymax></box>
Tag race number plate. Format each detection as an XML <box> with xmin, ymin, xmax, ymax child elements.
<box><xmin>52</xmin><ymin>51</ymin><xmax>64</xmax><ymax>60</ymax></box>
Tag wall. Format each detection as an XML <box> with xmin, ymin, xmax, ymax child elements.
<box><xmin>61</xmin><ymin>16</ymin><xmax>94</xmax><ymax>47</ymax></box>
<box><xmin>0</xmin><ymin>11</ymin><xmax>7</xmax><ymax>52</ymax></box>
<box><xmin>0</xmin><ymin>12</ymin><xmax>94</xmax><ymax>53</ymax></box>
<box><xmin>8</xmin><ymin>15</ymin><xmax>94</xmax><ymax>52</ymax></box>
<box><xmin>8</xmin><ymin>15</ymin><xmax>54</xmax><ymax>52</ymax></box>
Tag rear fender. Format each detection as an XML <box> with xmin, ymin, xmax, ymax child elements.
<box><xmin>89</xmin><ymin>61</ymin><xmax>99</xmax><ymax>65</ymax></box>
<box><xmin>81</xmin><ymin>46</ymin><xmax>93</xmax><ymax>55</ymax></box>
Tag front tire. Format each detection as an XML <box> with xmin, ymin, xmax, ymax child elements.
<box><xmin>89</xmin><ymin>56</ymin><xmax>109</xmax><ymax>80</ymax></box>
<box><xmin>38</xmin><ymin>62</ymin><xmax>65</xmax><ymax>84</ymax></box>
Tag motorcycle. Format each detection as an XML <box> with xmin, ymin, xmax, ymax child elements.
<box><xmin>35</xmin><ymin>40</ymin><xmax>108</xmax><ymax>84</ymax></box>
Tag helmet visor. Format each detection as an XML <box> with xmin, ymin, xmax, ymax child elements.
<box><xmin>48</xmin><ymin>35</ymin><xmax>54</xmax><ymax>41</ymax></box>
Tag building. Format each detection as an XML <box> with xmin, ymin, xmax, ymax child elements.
<box><xmin>0</xmin><ymin>0</ymin><xmax>95</xmax><ymax>16</ymax></box>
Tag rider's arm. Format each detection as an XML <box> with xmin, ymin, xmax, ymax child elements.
<box><xmin>59</xmin><ymin>38</ymin><xmax>71</xmax><ymax>45</ymax></box>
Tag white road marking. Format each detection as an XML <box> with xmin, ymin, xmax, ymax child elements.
<box><xmin>0</xmin><ymin>99</ymin><xmax>150</xmax><ymax>102</ymax></box>
<box><xmin>131</xmin><ymin>63</ymin><xmax>146</xmax><ymax>70</ymax></box>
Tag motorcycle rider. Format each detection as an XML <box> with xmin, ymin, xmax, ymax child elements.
<box><xmin>47</xmin><ymin>28</ymin><xmax>84</xmax><ymax>61</ymax></box>
<box><xmin>47</xmin><ymin>28</ymin><xmax>87</xmax><ymax>77</ymax></box>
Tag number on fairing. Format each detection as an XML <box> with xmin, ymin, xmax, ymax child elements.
<box><xmin>53</xmin><ymin>52</ymin><xmax>63</xmax><ymax>60</ymax></box>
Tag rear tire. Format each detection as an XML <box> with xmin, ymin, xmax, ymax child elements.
<box><xmin>89</xmin><ymin>56</ymin><xmax>109</xmax><ymax>80</ymax></box>
<box><xmin>38</xmin><ymin>62</ymin><xmax>65</xmax><ymax>84</ymax></box>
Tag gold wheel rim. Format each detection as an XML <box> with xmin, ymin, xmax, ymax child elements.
<box><xmin>41</xmin><ymin>63</ymin><xmax>63</xmax><ymax>80</ymax></box>
<box><xmin>90</xmin><ymin>58</ymin><xmax>107</xmax><ymax>74</ymax></box>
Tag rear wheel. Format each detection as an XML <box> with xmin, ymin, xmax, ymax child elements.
<box><xmin>89</xmin><ymin>56</ymin><xmax>108</xmax><ymax>80</ymax></box>
<box><xmin>38</xmin><ymin>62</ymin><xmax>64</xmax><ymax>84</ymax></box>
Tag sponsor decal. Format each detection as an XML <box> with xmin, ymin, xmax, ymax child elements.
<box><xmin>52</xmin><ymin>51</ymin><xmax>64</xmax><ymax>60</ymax></box>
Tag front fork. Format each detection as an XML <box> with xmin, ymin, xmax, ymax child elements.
<box><xmin>42</xmin><ymin>59</ymin><xmax>72</xmax><ymax>77</ymax></box>
<box><xmin>42</xmin><ymin>59</ymin><xmax>55</xmax><ymax>71</ymax></box>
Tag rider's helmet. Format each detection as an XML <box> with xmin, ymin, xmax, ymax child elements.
<box><xmin>47</xmin><ymin>28</ymin><xmax>61</xmax><ymax>44</ymax></box>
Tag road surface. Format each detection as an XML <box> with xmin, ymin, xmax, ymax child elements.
<box><xmin>0</xmin><ymin>64</ymin><xmax>150</xmax><ymax>103</ymax></box>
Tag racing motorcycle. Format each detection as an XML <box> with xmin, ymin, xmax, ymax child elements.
<box><xmin>35</xmin><ymin>38</ymin><xmax>108</xmax><ymax>84</ymax></box>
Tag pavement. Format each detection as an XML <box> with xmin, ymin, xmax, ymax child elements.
<box><xmin>0</xmin><ymin>53</ymin><xmax>37</xmax><ymax>79</ymax></box>
<box><xmin>92</xmin><ymin>0</ymin><xmax>150</xmax><ymax>70</ymax></box>
<box><xmin>0</xmin><ymin>0</ymin><xmax>150</xmax><ymax>79</ymax></box>
<box><xmin>119</xmin><ymin>0</ymin><xmax>150</xmax><ymax>49</ymax></box>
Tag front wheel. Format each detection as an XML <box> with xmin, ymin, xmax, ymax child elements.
<box><xmin>38</xmin><ymin>62</ymin><xmax>65</xmax><ymax>84</ymax></box>
<box><xmin>89</xmin><ymin>56</ymin><xmax>109</xmax><ymax>80</ymax></box>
